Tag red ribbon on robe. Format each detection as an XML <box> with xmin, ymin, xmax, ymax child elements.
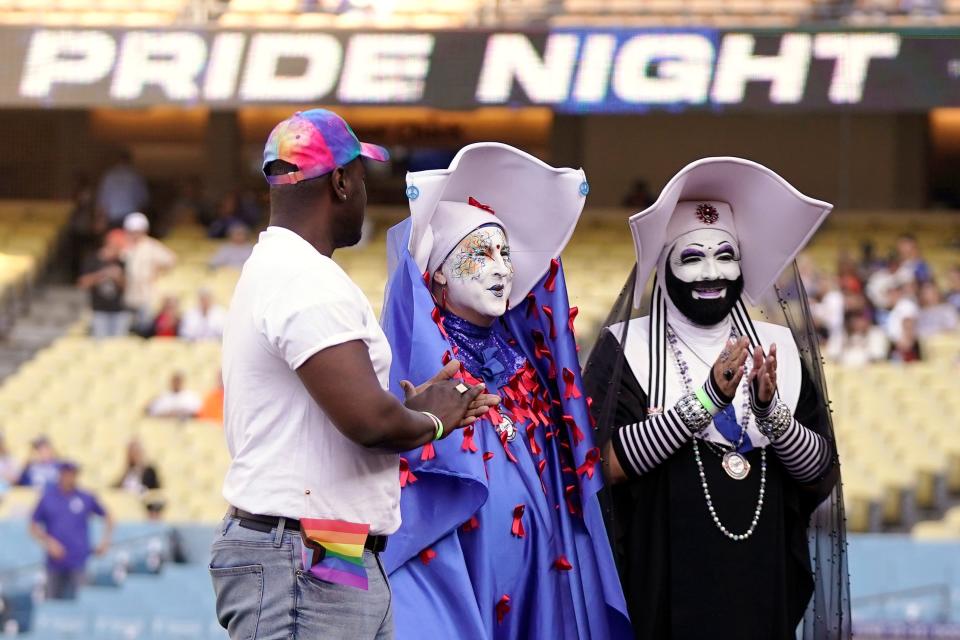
<box><xmin>467</xmin><ymin>196</ymin><xmax>495</xmax><ymax>214</ymax></box>
<box><xmin>568</xmin><ymin>306</ymin><xmax>578</xmax><ymax>333</ymax></box>
<box><xmin>526</xmin><ymin>293</ymin><xmax>539</xmax><ymax>320</ymax></box>
<box><xmin>422</xmin><ymin>270</ymin><xmax>430</xmax><ymax>286</ymax></box>
<box><xmin>562</xmin><ymin>414</ymin><xmax>584</xmax><ymax>446</ymax></box>
<box><xmin>500</xmin><ymin>430</ymin><xmax>518</xmax><ymax>463</ymax></box>
<box><xmin>483</xmin><ymin>451</ymin><xmax>494</xmax><ymax>479</ymax></box>
<box><xmin>577</xmin><ymin>447</ymin><xmax>601</xmax><ymax>479</ymax></box>
<box><xmin>461</xmin><ymin>515</ymin><xmax>480</xmax><ymax>533</ymax></box>
<box><xmin>430</xmin><ymin>307</ymin><xmax>448</xmax><ymax>339</ymax></box>
<box><xmin>541</xmin><ymin>305</ymin><xmax>557</xmax><ymax>339</ymax></box>
<box><xmin>544</xmin><ymin>258</ymin><xmax>559</xmax><ymax>292</ymax></box>
<box><xmin>420</xmin><ymin>442</ymin><xmax>436</xmax><ymax>461</ymax></box>
<box><xmin>419</xmin><ymin>548</ymin><xmax>437</xmax><ymax>565</ymax></box>
<box><xmin>441</xmin><ymin>350</ymin><xmax>452</xmax><ymax>366</ymax></box>
<box><xmin>554</xmin><ymin>555</ymin><xmax>573</xmax><ymax>571</ymax></box>
<box><xmin>531</xmin><ymin>331</ymin><xmax>557</xmax><ymax>379</ymax></box>
<box><xmin>461</xmin><ymin>426</ymin><xmax>478</xmax><ymax>453</ymax></box>
<box><xmin>562</xmin><ymin>368</ymin><xmax>582</xmax><ymax>400</ymax></box>
<box><xmin>511</xmin><ymin>504</ymin><xmax>526</xmax><ymax>538</ymax></box>
<box><xmin>496</xmin><ymin>595</ymin><xmax>511</xmax><ymax>624</ymax></box>
<box><xmin>585</xmin><ymin>396</ymin><xmax>597</xmax><ymax>428</ymax></box>
<box><xmin>565</xmin><ymin>484</ymin><xmax>580</xmax><ymax>515</ymax></box>
<box><xmin>399</xmin><ymin>457</ymin><xmax>417</xmax><ymax>488</ymax></box>
<box><xmin>526</xmin><ymin>423</ymin><xmax>541</xmax><ymax>456</ymax></box>
<box><xmin>486</xmin><ymin>407</ymin><xmax>502</xmax><ymax>426</ymax></box>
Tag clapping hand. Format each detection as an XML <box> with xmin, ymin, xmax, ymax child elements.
<box><xmin>711</xmin><ymin>337</ymin><xmax>750</xmax><ymax>398</ymax></box>
<box><xmin>749</xmin><ymin>343</ymin><xmax>778</xmax><ymax>406</ymax></box>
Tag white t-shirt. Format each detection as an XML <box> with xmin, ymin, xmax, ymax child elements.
<box><xmin>221</xmin><ymin>226</ymin><xmax>399</xmax><ymax>535</ymax></box>
<box><xmin>147</xmin><ymin>390</ymin><xmax>202</xmax><ymax>417</ymax></box>
<box><xmin>179</xmin><ymin>305</ymin><xmax>226</xmax><ymax>341</ymax></box>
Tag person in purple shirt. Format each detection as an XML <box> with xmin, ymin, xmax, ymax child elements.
<box><xmin>30</xmin><ymin>461</ymin><xmax>113</xmax><ymax>599</ymax></box>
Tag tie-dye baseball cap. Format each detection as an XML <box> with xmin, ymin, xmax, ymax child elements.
<box><xmin>262</xmin><ymin>109</ymin><xmax>390</xmax><ymax>185</ymax></box>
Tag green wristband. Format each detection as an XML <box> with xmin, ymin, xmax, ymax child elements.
<box><xmin>694</xmin><ymin>387</ymin><xmax>719</xmax><ymax>417</ymax></box>
<box><xmin>422</xmin><ymin>411</ymin><xmax>444</xmax><ymax>440</ymax></box>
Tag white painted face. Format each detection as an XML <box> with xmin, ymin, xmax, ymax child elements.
<box><xmin>439</xmin><ymin>225</ymin><xmax>514</xmax><ymax>323</ymax></box>
<box><xmin>668</xmin><ymin>228</ymin><xmax>741</xmax><ymax>300</ymax></box>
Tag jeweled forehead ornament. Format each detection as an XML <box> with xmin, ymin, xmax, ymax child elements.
<box><xmin>695</xmin><ymin>203</ymin><xmax>719</xmax><ymax>225</ymax></box>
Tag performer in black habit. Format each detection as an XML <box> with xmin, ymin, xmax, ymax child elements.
<box><xmin>583</xmin><ymin>157</ymin><xmax>850</xmax><ymax>640</ymax></box>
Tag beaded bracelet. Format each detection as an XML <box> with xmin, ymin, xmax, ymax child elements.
<box><xmin>755</xmin><ymin>400</ymin><xmax>792</xmax><ymax>441</ymax></box>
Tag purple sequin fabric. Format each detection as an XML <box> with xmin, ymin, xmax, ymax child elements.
<box><xmin>441</xmin><ymin>311</ymin><xmax>527</xmax><ymax>391</ymax></box>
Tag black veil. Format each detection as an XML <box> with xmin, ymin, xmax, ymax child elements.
<box><xmin>583</xmin><ymin>262</ymin><xmax>851</xmax><ymax>640</ymax></box>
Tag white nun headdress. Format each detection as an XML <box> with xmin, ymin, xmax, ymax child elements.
<box><xmin>629</xmin><ymin>157</ymin><xmax>833</xmax><ymax>307</ymax></box>
<box><xmin>406</xmin><ymin>142</ymin><xmax>588</xmax><ymax>308</ymax></box>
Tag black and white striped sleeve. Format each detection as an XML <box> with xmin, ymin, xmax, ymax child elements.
<box><xmin>752</xmin><ymin>395</ymin><xmax>831</xmax><ymax>484</ymax></box>
<box><xmin>750</xmin><ymin>384</ymin><xmax>831</xmax><ymax>484</ymax></box>
<box><xmin>611</xmin><ymin>375</ymin><xmax>732</xmax><ymax>477</ymax></box>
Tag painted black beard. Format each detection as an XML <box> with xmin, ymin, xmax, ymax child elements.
<box><xmin>665</xmin><ymin>262</ymin><xmax>744</xmax><ymax>326</ymax></box>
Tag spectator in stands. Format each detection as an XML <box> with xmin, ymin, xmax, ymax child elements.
<box><xmin>197</xmin><ymin>372</ymin><xmax>224</xmax><ymax>424</ymax></box>
<box><xmin>945</xmin><ymin>265</ymin><xmax>960</xmax><ymax>311</ymax></box>
<box><xmin>168</xmin><ymin>176</ymin><xmax>214</xmax><ymax>227</ymax></box>
<box><xmin>866</xmin><ymin>253</ymin><xmax>902</xmax><ymax>325</ymax></box>
<box><xmin>29</xmin><ymin>461</ymin><xmax>112</xmax><ymax>600</ymax></box>
<box><xmin>207</xmin><ymin>189</ymin><xmax>263</xmax><ymax>239</ymax></box>
<box><xmin>179</xmin><ymin>288</ymin><xmax>225</xmax><ymax>341</ymax></box>
<box><xmin>96</xmin><ymin>149</ymin><xmax>149</xmax><ymax>228</ymax></box>
<box><xmin>207</xmin><ymin>191</ymin><xmax>245</xmax><ymax>239</ymax></box>
<box><xmin>17</xmin><ymin>436</ymin><xmax>60</xmax><ymax>488</ymax></box>
<box><xmin>65</xmin><ymin>173</ymin><xmax>107</xmax><ymax>280</ymax></box>
<box><xmin>812</xmin><ymin>276</ymin><xmax>845</xmax><ymax>344</ymax></box>
<box><xmin>114</xmin><ymin>439</ymin><xmax>160</xmax><ymax>496</ymax></box>
<box><xmin>146</xmin><ymin>295</ymin><xmax>181</xmax><ymax>338</ymax></box>
<box><xmin>885</xmin><ymin>280</ymin><xmax>920</xmax><ymax>344</ymax></box>
<box><xmin>208</xmin><ymin>223</ymin><xmax>254</xmax><ymax>269</ymax></box>
<box><xmin>916</xmin><ymin>280</ymin><xmax>958</xmax><ymax>338</ymax></box>
<box><xmin>895</xmin><ymin>233</ymin><xmax>932</xmax><ymax>284</ymax></box>
<box><xmin>122</xmin><ymin>212</ymin><xmax>177</xmax><ymax>333</ymax></box>
<box><xmin>890</xmin><ymin>316</ymin><xmax>922</xmax><ymax>363</ymax></box>
<box><xmin>78</xmin><ymin>234</ymin><xmax>129</xmax><ymax>339</ymax></box>
<box><xmin>0</xmin><ymin>433</ymin><xmax>20</xmax><ymax>488</ymax></box>
<box><xmin>147</xmin><ymin>371</ymin><xmax>201</xmax><ymax>419</ymax></box>
<box><xmin>827</xmin><ymin>310</ymin><xmax>889</xmax><ymax>366</ymax></box>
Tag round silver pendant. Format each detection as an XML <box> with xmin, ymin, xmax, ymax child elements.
<box><xmin>722</xmin><ymin>451</ymin><xmax>751</xmax><ymax>480</ymax></box>
<box><xmin>496</xmin><ymin>413</ymin><xmax>518</xmax><ymax>441</ymax></box>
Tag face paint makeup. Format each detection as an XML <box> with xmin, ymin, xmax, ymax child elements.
<box><xmin>665</xmin><ymin>228</ymin><xmax>743</xmax><ymax>326</ymax></box>
<box><xmin>440</xmin><ymin>225</ymin><xmax>514</xmax><ymax>325</ymax></box>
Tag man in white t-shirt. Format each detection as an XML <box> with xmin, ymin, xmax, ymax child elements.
<box><xmin>146</xmin><ymin>371</ymin><xmax>201</xmax><ymax>419</ymax></box>
<box><xmin>178</xmin><ymin>288</ymin><xmax>225</xmax><ymax>341</ymax></box>
<box><xmin>212</xmin><ymin>109</ymin><xmax>498</xmax><ymax>640</ymax></box>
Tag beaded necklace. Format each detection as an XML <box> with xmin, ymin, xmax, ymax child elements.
<box><xmin>665</xmin><ymin>324</ymin><xmax>767</xmax><ymax>542</ymax></box>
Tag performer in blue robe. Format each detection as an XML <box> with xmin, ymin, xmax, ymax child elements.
<box><xmin>380</xmin><ymin>143</ymin><xmax>630</xmax><ymax>639</ymax></box>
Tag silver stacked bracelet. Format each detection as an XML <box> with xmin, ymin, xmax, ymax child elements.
<box><xmin>675</xmin><ymin>392</ymin><xmax>713</xmax><ymax>433</ymax></box>
<box><xmin>756</xmin><ymin>400</ymin><xmax>792</xmax><ymax>441</ymax></box>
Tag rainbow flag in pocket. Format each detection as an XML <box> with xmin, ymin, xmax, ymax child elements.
<box><xmin>300</xmin><ymin>518</ymin><xmax>370</xmax><ymax>590</ymax></box>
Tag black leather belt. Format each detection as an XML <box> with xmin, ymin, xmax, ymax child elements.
<box><xmin>229</xmin><ymin>508</ymin><xmax>388</xmax><ymax>553</ymax></box>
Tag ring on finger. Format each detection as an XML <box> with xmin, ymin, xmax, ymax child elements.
<box><xmin>455</xmin><ymin>383</ymin><xmax>469</xmax><ymax>395</ymax></box>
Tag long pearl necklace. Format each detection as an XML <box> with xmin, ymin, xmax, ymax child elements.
<box><xmin>665</xmin><ymin>324</ymin><xmax>767</xmax><ymax>542</ymax></box>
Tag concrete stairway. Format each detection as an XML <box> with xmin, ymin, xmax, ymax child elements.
<box><xmin>0</xmin><ymin>286</ymin><xmax>86</xmax><ymax>381</ymax></box>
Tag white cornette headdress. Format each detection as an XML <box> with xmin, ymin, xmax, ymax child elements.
<box><xmin>628</xmin><ymin>157</ymin><xmax>833</xmax><ymax>411</ymax></box>
<box><xmin>405</xmin><ymin>142</ymin><xmax>589</xmax><ymax>309</ymax></box>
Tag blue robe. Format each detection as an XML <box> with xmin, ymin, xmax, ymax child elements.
<box><xmin>380</xmin><ymin>219</ymin><xmax>630</xmax><ymax>639</ymax></box>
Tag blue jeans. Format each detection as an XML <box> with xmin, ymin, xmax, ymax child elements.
<box><xmin>209</xmin><ymin>514</ymin><xmax>393</xmax><ymax>640</ymax></box>
<box><xmin>90</xmin><ymin>311</ymin><xmax>132</xmax><ymax>339</ymax></box>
